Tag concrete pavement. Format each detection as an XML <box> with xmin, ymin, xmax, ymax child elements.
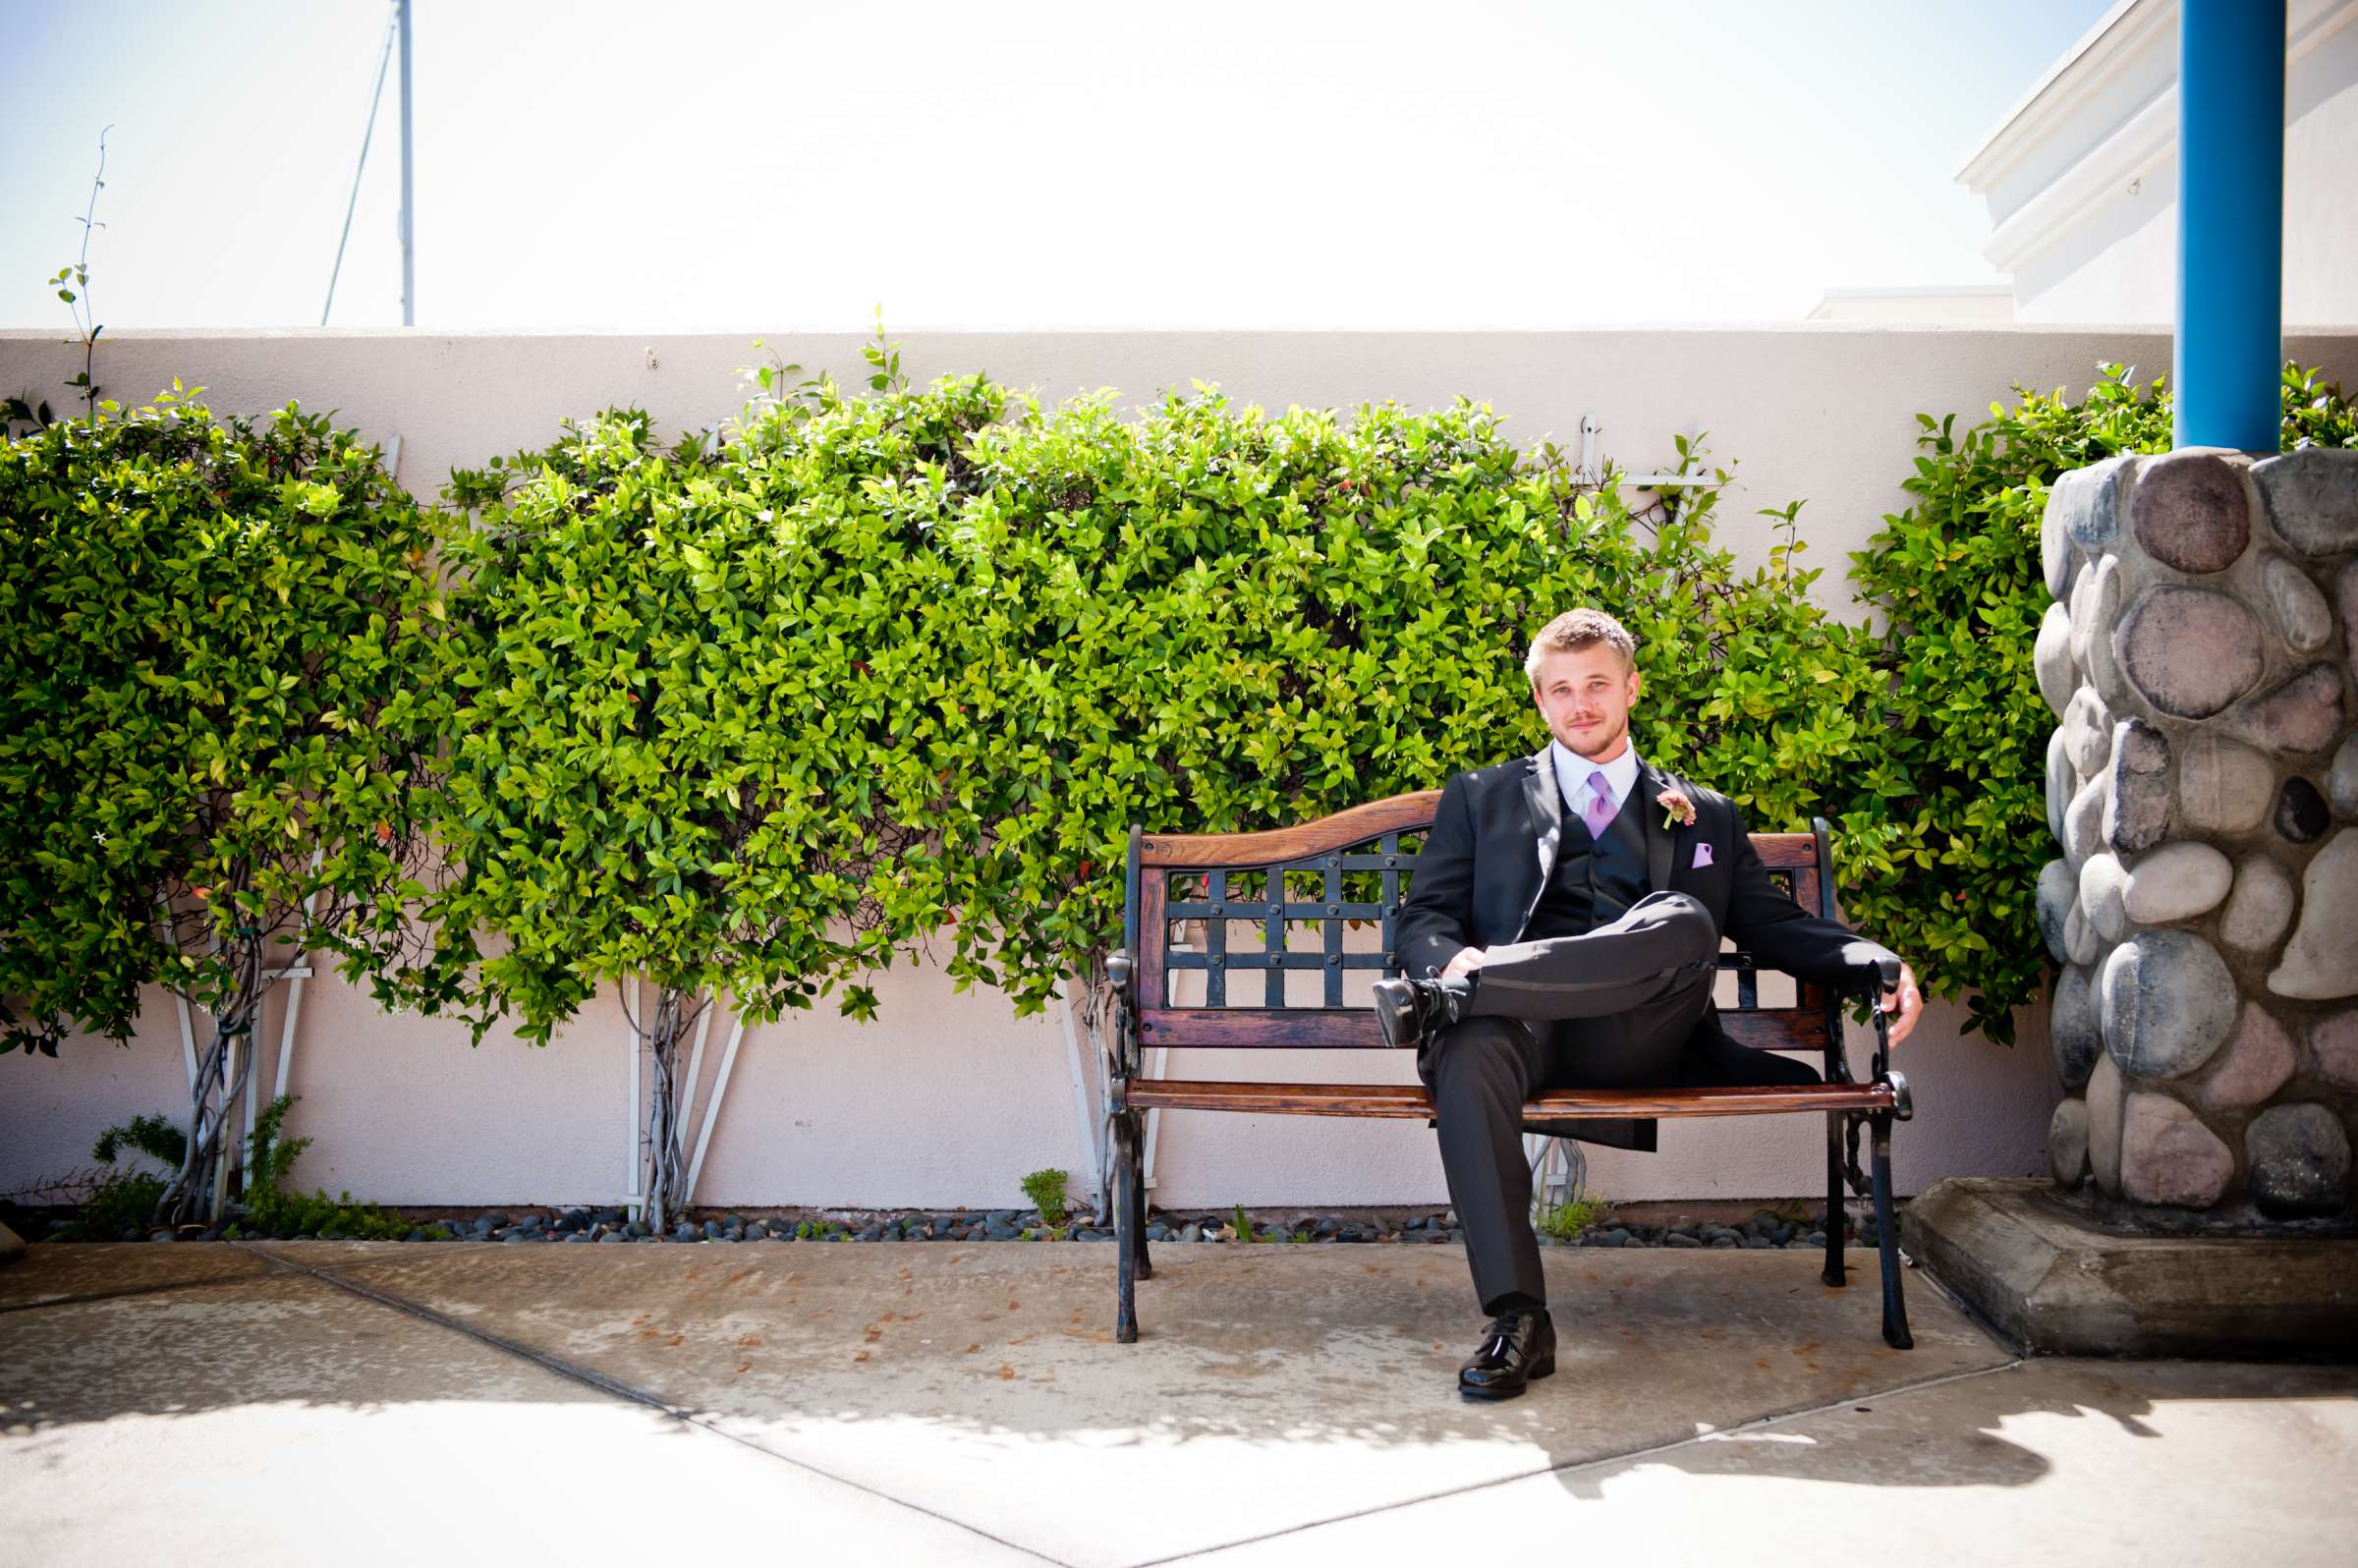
<box><xmin>2</xmin><ymin>1239</ymin><xmax>2351</xmax><ymax>1566</ymax></box>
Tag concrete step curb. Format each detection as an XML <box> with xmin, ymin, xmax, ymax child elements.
<box><xmin>1908</xmin><ymin>1176</ymin><xmax>2358</xmax><ymax>1358</ymax></box>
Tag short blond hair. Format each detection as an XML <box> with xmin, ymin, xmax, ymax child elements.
<box><xmin>1524</xmin><ymin>607</ymin><xmax>1638</xmax><ymax>687</ymax></box>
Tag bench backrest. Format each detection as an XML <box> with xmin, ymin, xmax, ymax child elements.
<box><xmin>1123</xmin><ymin>791</ymin><xmax>1841</xmax><ymax>1056</ymax></box>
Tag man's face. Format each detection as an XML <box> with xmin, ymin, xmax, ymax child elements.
<box><xmin>1530</xmin><ymin>643</ymin><xmax>1640</xmax><ymax>760</ymax></box>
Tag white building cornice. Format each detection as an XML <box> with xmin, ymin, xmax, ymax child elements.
<box><xmin>1954</xmin><ymin>0</ymin><xmax>2170</xmax><ymax>193</ymax></box>
<box><xmin>1957</xmin><ymin>0</ymin><xmax>2358</xmax><ymax>282</ymax></box>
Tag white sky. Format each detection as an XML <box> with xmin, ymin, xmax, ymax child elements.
<box><xmin>1</xmin><ymin>0</ymin><xmax>2110</xmax><ymax>331</ymax></box>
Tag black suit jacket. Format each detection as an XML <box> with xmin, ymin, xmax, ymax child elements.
<box><xmin>1392</xmin><ymin>745</ymin><xmax>1897</xmax><ymax>1075</ymax></box>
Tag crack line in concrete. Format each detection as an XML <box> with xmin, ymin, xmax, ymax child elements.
<box><xmin>1127</xmin><ymin>1356</ymin><xmax>2030</xmax><ymax>1568</ymax></box>
<box><xmin>232</xmin><ymin>1243</ymin><xmax>1076</xmax><ymax>1568</ymax></box>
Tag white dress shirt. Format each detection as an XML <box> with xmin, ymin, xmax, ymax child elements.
<box><xmin>1548</xmin><ymin>736</ymin><xmax>1642</xmax><ymax>828</ymax></box>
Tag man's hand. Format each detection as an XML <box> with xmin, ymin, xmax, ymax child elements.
<box><xmin>1879</xmin><ymin>961</ymin><xmax>1923</xmax><ymax>1048</ymax></box>
<box><xmin>1440</xmin><ymin>946</ymin><xmax>1488</xmax><ymax>981</ymax></box>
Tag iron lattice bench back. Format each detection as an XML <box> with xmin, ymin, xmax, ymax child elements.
<box><xmin>1124</xmin><ymin>790</ymin><xmax>1844</xmax><ymax>1056</ymax></box>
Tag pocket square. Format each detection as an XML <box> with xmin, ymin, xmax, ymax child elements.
<box><xmin>1691</xmin><ymin>842</ymin><xmax>1715</xmax><ymax>868</ymax></box>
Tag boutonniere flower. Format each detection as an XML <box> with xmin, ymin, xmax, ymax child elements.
<box><xmin>1656</xmin><ymin>787</ymin><xmax>1697</xmax><ymax>830</ymax></box>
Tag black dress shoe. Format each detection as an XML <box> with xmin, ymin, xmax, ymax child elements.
<box><xmin>1458</xmin><ymin>1307</ymin><xmax>1556</xmax><ymax>1400</ymax></box>
<box><xmin>1372</xmin><ymin>976</ymin><xmax>1461</xmax><ymax>1049</ymax></box>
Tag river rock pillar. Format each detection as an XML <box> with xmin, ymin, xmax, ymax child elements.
<box><xmin>2037</xmin><ymin>445</ymin><xmax>2356</xmax><ymax>1221</ymax></box>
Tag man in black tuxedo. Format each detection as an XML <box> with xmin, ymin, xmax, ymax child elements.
<box><xmin>1373</xmin><ymin>607</ymin><xmax>1922</xmax><ymax>1400</ymax></box>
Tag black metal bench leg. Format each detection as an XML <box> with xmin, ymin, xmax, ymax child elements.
<box><xmin>1114</xmin><ymin>1111</ymin><xmax>1140</xmax><ymax>1343</ymax></box>
<box><xmin>1823</xmin><ymin>1109</ymin><xmax>1846</xmax><ymax>1288</ymax></box>
<box><xmin>1130</xmin><ymin>1110</ymin><xmax>1152</xmax><ymax>1282</ymax></box>
<box><xmin>1870</xmin><ymin>1110</ymin><xmax>1913</xmax><ymax>1350</ymax></box>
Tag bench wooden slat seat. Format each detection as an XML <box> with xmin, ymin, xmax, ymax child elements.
<box><xmin>1099</xmin><ymin>789</ymin><xmax>1916</xmax><ymax>1353</ymax></box>
<box><xmin>1129</xmin><ymin>1005</ymin><xmax>1837</xmax><ymax>1052</ymax></box>
<box><xmin>1125</xmin><ymin>1079</ymin><xmax>1905</xmax><ymax>1120</ymax></box>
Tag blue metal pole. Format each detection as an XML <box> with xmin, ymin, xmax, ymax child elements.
<box><xmin>2174</xmin><ymin>0</ymin><xmax>2285</xmax><ymax>451</ymax></box>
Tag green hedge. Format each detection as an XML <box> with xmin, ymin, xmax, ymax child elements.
<box><xmin>10</xmin><ymin>359</ymin><xmax>2351</xmax><ymax>1062</ymax></box>
<box><xmin>0</xmin><ymin>387</ymin><xmax>451</xmax><ymax>1055</ymax></box>
<box><xmin>410</xmin><ymin>365</ymin><xmax>1882</xmax><ymax>1046</ymax></box>
<box><xmin>917</xmin><ymin>388</ymin><xmax>1886</xmax><ymax>1019</ymax></box>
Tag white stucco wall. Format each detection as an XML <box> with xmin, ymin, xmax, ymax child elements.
<box><xmin>6</xmin><ymin>324</ymin><xmax>2356</xmax><ymax>1212</ymax></box>
<box><xmin>1805</xmin><ymin>287</ymin><xmax>2015</xmax><ymax>323</ymax></box>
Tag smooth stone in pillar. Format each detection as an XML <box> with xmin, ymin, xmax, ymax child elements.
<box><xmin>2330</xmin><ymin>733</ymin><xmax>2358</xmax><ymax>818</ymax></box>
<box><xmin>2062</xmin><ymin>686</ymin><xmax>2112</xmax><ymax>776</ymax></box>
<box><xmin>2267</xmin><ymin>829</ymin><xmax>2358</xmax><ymax>1000</ymax></box>
<box><xmin>2105</xmin><ymin>717</ymin><xmax>2172</xmax><ymax>854</ymax></box>
<box><xmin>2042</xmin><ymin>486</ymin><xmax>2074</xmax><ymax>601</ymax></box>
<box><xmin>2218</xmin><ymin>854</ymin><xmax>2297</xmax><ymax>955</ymax></box>
<box><xmin>2089</xmin><ymin>1053</ymin><xmax>2124</xmax><ymax>1196</ymax></box>
<box><xmin>2252</xmin><ymin>446</ymin><xmax>2358</xmax><ymax>556</ymax></box>
<box><xmin>2037</xmin><ymin>858</ymin><xmax>2077</xmax><ymax>964</ymax></box>
<box><xmin>2117</xmin><ymin>1092</ymin><xmax>2233</xmax><ymax>1209</ymax></box>
<box><xmin>2049</xmin><ymin>1096</ymin><xmax>2090</xmax><ymax>1187</ymax></box>
<box><xmin>2244</xmin><ymin>1103</ymin><xmax>2351</xmax><ymax>1218</ymax></box>
<box><xmin>2064</xmin><ymin>770</ymin><xmax>2108</xmax><ymax>872</ymax></box>
<box><xmin>2101</xmin><ymin>930</ymin><xmax>2237</xmax><ymax>1079</ymax></box>
<box><xmin>2059</xmin><ymin>453</ymin><xmax>2134</xmax><ymax>547</ymax></box>
<box><xmin>2129</xmin><ymin>450</ymin><xmax>2250</xmax><ymax>574</ymax></box>
<box><xmin>2176</xmin><ymin>734</ymin><xmax>2274</xmax><ymax>835</ymax></box>
<box><xmin>2085</xmin><ymin>556</ymin><xmax>2127</xmax><ymax>703</ymax></box>
<box><xmin>2312</xmin><ymin>1009</ymin><xmax>2358</xmax><ymax>1091</ymax></box>
<box><xmin>2197</xmin><ymin>1003</ymin><xmax>2296</xmax><ymax>1111</ymax></box>
<box><xmin>2043</xmin><ymin>455</ymin><xmax>2133</xmax><ymax>594</ymax></box>
<box><xmin>2079</xmin><ymin>852</ymin><xmax>2130</xmax><ymax>943</ymax></box>
<box><xmin>2067</xmin><ymin>554</ymin><xmax>2121</xmax><ymax>676</ymax></box>
<box><xmin>2063</xmin><ymin>900</ymin><xmax>2101</xmax><ymax>966</ymax></box>
<box><xmin>2047</xmin><ymin>727</ymin><xmax>2074</xmax><ymax>842</ymax></box>
<box><xmin>2259</xmin><ymin>551</ymin><xmax>2332</xmax><ymax>651</ymax></box>
<box><xmin>2050</xmin><ymin>961</ymin><xmax>2102</xmax><ymax>1089</ymax></box>
<box><xmin>2118</xmin><ymin>841</ymin><xmax>2233</xmax><ymax>924</ymax></box>
<box><xmin>2115</xmin><ymin>586</ymin><xmax>2265</xmax><ymax>720</ymax></box>
<box><xmin>2035</xmin><ymin>601</ymin><xmax>2077</xmax><ymax>718</ymax></box>
<box><xmin>2233</xmin><ymin>662</ymin><xmax>2350</xmax><ymax>756</ymax></box>
<box><xmin>2276</xmin><ymin>776</ymin><xmax>2330</xmax><ymax>844</ymax></box>
<box><xmin>2339</xmin><ymin>561</ymin><xmax>2358</xmax><ymax>647</ymax></box>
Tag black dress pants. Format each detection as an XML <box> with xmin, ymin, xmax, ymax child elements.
<box><xmin>1414</xmin><ymin>891</ymin><xmax>1821</xmax><ymax>1315</ymax></box>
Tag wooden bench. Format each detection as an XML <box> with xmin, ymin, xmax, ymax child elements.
<box><xmin>1101</xmin><ymin>791</ymin><xmax>1916</xmax><ymax>1349</ymax></box>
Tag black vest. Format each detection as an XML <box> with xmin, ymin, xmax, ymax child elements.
<box><xmin>1524</xmin><ymin>766</ymin><xmax>1652</xmax><ymax>941</ymax></box>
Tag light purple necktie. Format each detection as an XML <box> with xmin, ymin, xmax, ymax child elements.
<box><xmin>1583</xmin><ymin>768</ymin><xmax>1614</xmax><ymax>837</ymax></box>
